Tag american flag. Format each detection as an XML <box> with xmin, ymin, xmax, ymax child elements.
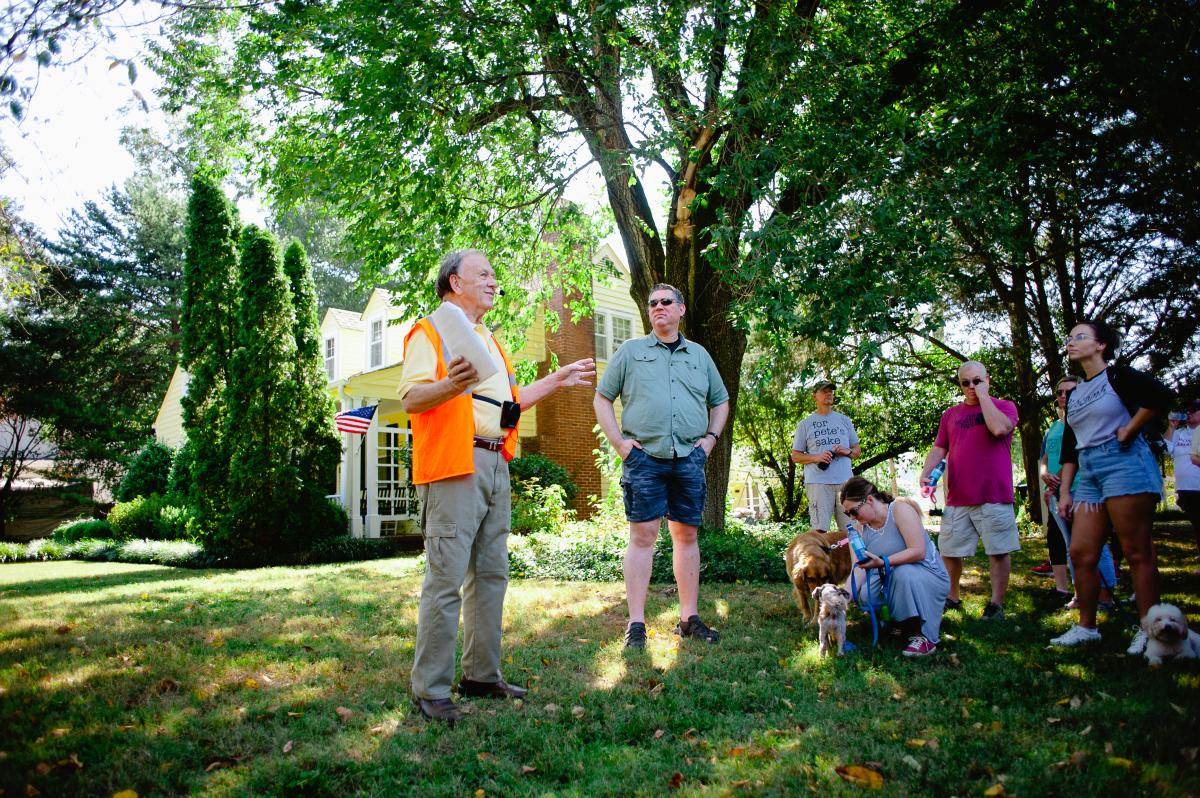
<box><xmin>334</xmin><ymin>405</ymin><xmax>377</xmax><ymax>434</ymax></box>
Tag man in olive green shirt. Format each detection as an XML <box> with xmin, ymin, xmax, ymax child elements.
<box><xmin>594</xmin><ymin>283</ymin><xmax>730</xmax><ymax>648</ymax></box>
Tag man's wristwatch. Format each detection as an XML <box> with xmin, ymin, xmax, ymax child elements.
<box><xmin>704</xmin><ymin>431</ymin><xmax>719</xmax><ymax>440</ymax></box>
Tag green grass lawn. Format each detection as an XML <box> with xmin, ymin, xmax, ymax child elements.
<box><xmin>2</xmin><ymin>524</ymin><xmax>1198</xmax><ymax>797</ymax></box>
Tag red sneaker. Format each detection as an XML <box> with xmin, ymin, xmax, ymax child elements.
<box><xmin>1030</xmin><ymin>561</ymin><xmax>1053</xmax><ymax>575</ymax></box>
<box><xmin>902</xmin><ymin>636</ymin><xmax>937</xmax><ymax>657</ymax></box>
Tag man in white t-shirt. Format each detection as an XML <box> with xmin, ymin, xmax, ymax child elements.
<box><xmin>1167</xmin><ymin>398</ymin><xmax>1200</xmax><ymax>574</ymax></box>
<box><xmin>790</xmin><ymin>381</ymin><xmax>860</xmax><ymax>534</ymax></box>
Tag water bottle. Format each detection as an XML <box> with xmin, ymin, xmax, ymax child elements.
<box><xmin>847</xmin><ymin>522</ymin><xmax>870</xmax><ymax>565</ymax></box>
<box><xmin>817</xmin><ymin>451</ymin><xmax>834</xmax><ymax>471</ymax></box>
<box><xmin>921</xmin><ymin>460</ymin><xmax>946</xmax><ymax>500</ymax></box>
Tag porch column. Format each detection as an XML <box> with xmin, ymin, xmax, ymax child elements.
<box><xmin>363</xmin><ymin>404</ymin><xmax>381</xmax><ymax>538</ymax></box>
<box><xmin>344</xmin><ymin>394</ymin><xmax>365</xmax><ymax>538</ymax></box>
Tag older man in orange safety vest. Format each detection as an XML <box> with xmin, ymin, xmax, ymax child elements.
<box><xmin>398</xmin><ymin>249</ymin><xmax>595</xmax><ymax>725</ymax></box>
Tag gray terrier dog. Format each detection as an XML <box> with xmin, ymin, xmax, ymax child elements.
<box><xmin>812</xmin><ymin>583</ymin><xmax>851</xmax><ymax>657</ymax></box>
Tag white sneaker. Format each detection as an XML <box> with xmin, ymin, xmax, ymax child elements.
<box><xmin>1050</xmin><ymin>625</ymin><xmax>1102</xmax><ymax>647</ymax></box>
<box><xmin>1126</xmin><ymin>628</ymin><xmax>1148</xmax><ymax>655</ymax></box>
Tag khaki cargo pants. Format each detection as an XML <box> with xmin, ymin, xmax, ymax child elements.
<box><xmin>410</xmin><ymin>446</ymin><xmax>512</xmax><ymax>700</ymax></box>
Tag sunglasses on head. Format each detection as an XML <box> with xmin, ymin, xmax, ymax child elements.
<box><xmin>648</xmin><ymin>298</ymin><xmax>675</xmax><ymax>308</ymax></box>
<box><xmin>960</xmin><ymin>377</ymin><xmax>984</xmax><ymax>388</ymax></box>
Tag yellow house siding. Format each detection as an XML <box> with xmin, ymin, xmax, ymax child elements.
<box><xmin>154</xmin><ymin>365</ymin><xmax>188</xmax><ymax>449</ymax></box>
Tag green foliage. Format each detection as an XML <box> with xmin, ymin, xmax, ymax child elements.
<box><xmin>282</xmin><ymin>240</ymin><xmax>340</xmax><ymax>492</ymax></box>
<box><xmin>180</xmin><ymin>174</ymin><xmax>240</xmax><ymax>538</ymax></box>
<box><xmin>218</xmin><ymin>225</ymin><xmax>302</xmax><ymax>557</ymax></box>
<box><xmin>304</xmin><ymin>535</ymin><xmax>411</xmax><ymax>565</ymax></box>
<box><xmin>509</xmin><ymin>520</ymin><xmax>795</xmax><ymax>583</ymax></box>
<box><xmin>107</xmin><ymin>494</ymin><xmax>168</xmax><ymax>542</ymax></box>
<box><xmin>511</xmin><ymin>480</ymin><xmax>574</xmax><ymax>537</ymax></box>
<box><xmin>115</xmin><ymin>440</ymin><xmax>174</xmax><ymax>502</ymax></box>
<box><xmin>166</xmin><ymin>439</ymin><xmax>196</xmax><ymax>500</ymax></box>
<box><xmin>0</xmin><ymin>537</ymin><xmax>207</xmax><ymax>566</ymax></box>
<box><xmin>50</xmin><ymin>518</ymin><xmax>112</xmax><ymax>543</ymax></box>
<box><xmin>158</xmin><ymin>504</ymin><xmax>196</xmax><ymax>541</ymax></box>
<box><xmin>509</xmin><ymin>452</ymin><xmax>577</xmax><ymax>499</ymax></box>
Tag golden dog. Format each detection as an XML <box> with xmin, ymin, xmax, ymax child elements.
<box><xmin>785</xmin><ymin>529</ymin><xmax>853</xmax><ymax>624</ymax></box>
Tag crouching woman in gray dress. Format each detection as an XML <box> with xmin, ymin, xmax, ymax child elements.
<box><xmin>840</xmin><ymin>476</ymin><xmax>950</xmax><ymax>657</ymax></box>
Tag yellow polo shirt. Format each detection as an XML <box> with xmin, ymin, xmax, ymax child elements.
<box><xmin>397</xmin><ymin>322</ymin><xmax>510</xmax><ymax>439</ymax></box>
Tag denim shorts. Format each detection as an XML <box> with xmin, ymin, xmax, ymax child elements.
<box><xmin>1073</xmin><ymin>436</ymin><xmax>1163</xmax><ymax>505</ymax></box>
<box><xmin>620</xmin><ymin>447</ymin><xmax>707</xmax><ymax>525</ymax></box>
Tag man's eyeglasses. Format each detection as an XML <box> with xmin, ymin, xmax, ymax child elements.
<box><xmin>845</xmin><ymin>497</ymin><xmax>868</xmax><ymax>519</ymax></box>
<box><xmin>648</xmin><ymin>298</ymin><xmax>675</xmax><ymax>308</ymax></box>
<box><xmin>959</xmin><ymin>377</ymin><xmax>984</xmax><ymax>388</ymax></box>
<box><xmin>1062</xmin><ymin>333</ymin><xmax>1096</xmax><ymax>346</ymax></box>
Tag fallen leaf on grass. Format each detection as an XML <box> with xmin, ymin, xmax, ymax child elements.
<box><xmin>287</xmin><ymin>712</ymin><xmax>303</xmax><ymax>718</ymax></box>
<box><xmin>158</xmin><ymin>678</ymin><xmax>179</xmax><ymax>693</ymax></box>
<box><xmin>474</xmin><ymin>790</ymin><xmax>485</xmax><ymax>797</ymax></box>
<box><xmin>1170</xmin><ymin>703</ymin><xmax>1187</xmax><ymax>717</ymax></box>
<box><xmin>335</xmin><ymin>707</ymin><xmax>354</xmax><ymax>722</ymax></box>
<box><xmin>26</xmin><ymin>785</ymin><xmax>40</xmax><ymax>796</ymax></box>
<box><xmin>49</xmin><ymin>728</ymin><xmax>70</xmax><ymax>738</ymax></box>
<box><xmin>835</xmin><ymin>765</ymin><xmax>883</xmax><ymax>789</ymax></box>
<box><xmin>55</xmin><ymin>625</ymin><xmax>71</xmax><ymax>635</ymax></box>
<box><xmin>242</xmin><ymin>679</ymin><xmax>258</xmax><ymax>690</ymax></box>
<box><xmin>906</xmin><ymin>739</ymin><xmax>927</xmax><ymax>748</ymax></box>
<box><xmin>1181</xmin><ymin>747</ymin><xmax>1199</xmax><ymax>763</ymax></box>
<box><xmin>1107</xmin><ymin>757</ymin><xmax>1134</xmax><ymax>769</ymax></box>
<box><xmin>901</xmin><ymin>755</ymin><xmax>921</xmax><ymax>772</ymax></box>
<box><xmin>983</xmin><ymin>783</ymin><xmax>1010</xmax><ymax>797</ymax></box>
<box><xmin>654</xmin><ymin>729</ymin><xmax>666</xmax><ymax>740</ymax></box>
<box><xmin>1079</xmin><ymin>725</ymin><xmax>1093</xmax><ymax>736</ymax></box>
<box><xmin>667</xmin><ymin>772</ymin><xmax>684</xmax><ymax>790</ymax></box>
<box><xmin>521</xmin><ymin>765</ymin><xmax>537</xmax><ymax>775</ymax></box>
<box><xmin>1070</xmin><ymin>696</ymin><xmax>1082</xmax><ymax>710</ymax></box>
<box><xmin>282</xmin><ymin>741</ymin><xmax>293</xmax><ymax>754</ymax></box>
<box><xmin>477</xmin><ymin>752</ymin><xmax>495</xmax><ymax>763</ymax></box>
<box><xmin>571</xmin><ymin>706</ymin><xmax>585</xmax><ymax>719</ymax></box>
<box><xmin>112</xmin><ymin>791</ymin><xmax>138</xmax><ymax>798</ymax></box>
<box><xmin>369</xmin><ymin>720</ymin><xmax>398</xmax><ymax>735</ymax></box>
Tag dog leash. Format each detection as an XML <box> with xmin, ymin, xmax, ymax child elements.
<box><xmin>850</xmin><ymin>557</ymin><xmax>893</xmax><ymax>647</ymax></box>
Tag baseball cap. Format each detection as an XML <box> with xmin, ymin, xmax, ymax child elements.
<box><xmin>812</xmin><ymin>380</ymin><xmax>836</xmax><ymax>393</ymax></box>
<box><xmin>1187</xmin><ymin>398</ymin><xmax>1200</xmax><ymax>412</ymax></box>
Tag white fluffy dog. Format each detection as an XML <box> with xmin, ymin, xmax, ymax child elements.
<box><xmin>1141</xmin><ymin>603</ymin><xmax>1200</xmax><ymax>665</ymax></box>
<box><xmin>812</xmin><ymin>583</ymin><xmax>851</xmax><ymax>657</ymax></box>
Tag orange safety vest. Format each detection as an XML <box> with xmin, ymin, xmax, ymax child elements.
<box><xmin>403</xmin><ymin>316</ymin><xmax>520</xmax><ymax>484</ymax></box>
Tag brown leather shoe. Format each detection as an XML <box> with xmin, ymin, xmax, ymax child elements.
<box><xmin>457</xmin><ymin>679</ymin><xmax>527</xmax><ymax>699</ymax></box>
<box><xmin>413</xmin><ymin>696</ymin><xmax>462</xmax><ymax>725</ymax></box>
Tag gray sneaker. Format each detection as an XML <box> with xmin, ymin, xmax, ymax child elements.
<box><xmin>981</xmin><ymin>602</ymin><xmax>1005</xmax><ymax>621</ymax></box>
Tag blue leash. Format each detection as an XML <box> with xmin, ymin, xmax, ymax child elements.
<box><xmin>850</xmin><ymin>557</ymin><xmax>893</xmax><ymax>647</ymax></box>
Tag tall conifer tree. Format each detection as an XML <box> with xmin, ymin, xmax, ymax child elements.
<box><xmin>283</xmin><ymin>241</ymin><xmax>340</xmax><ymax>490</ymax></box>
<box><xmin>179</xmin><ymin>175</ymin><xmax>238</xmax><ymax>539</ymax></box>
<box><xmin>221</xmin><ymin>226</ymin><xmax>300</xmax><ymax>556</ymax></box>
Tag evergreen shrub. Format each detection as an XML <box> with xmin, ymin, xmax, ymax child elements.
<box><xmin>510</xmin><ymin>453</ymin><xmax>577</xmax><ymax>499</ymax></box>
<box><xmin>305</xmin><ymin>535</ymin><xmax>410</xmax><ymax>564</ymax></box>
<box><xmin>51</xmin><ymin>518</ymin><xmax>113</xmax><ymax>543</ymax></box>
<box><xmin>509</xmin><ymin>520</ymin><xmax>796</xmax><ymax>583</ymax></box>
<box><xmin>108</xmin><ymin>494</ymin><xmax>168</xmax><ymax>541</ymax></box>
<box><xmin>115</xmin><ymin>440</ymin><xmax>174</xmax><ymax>502</ymax></box>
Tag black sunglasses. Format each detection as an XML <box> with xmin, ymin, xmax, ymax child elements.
<box><xmin>648</xmin><ymin>298</ymin><xmax>675</xmax><ymax>308</ymax></box>
<box><xmin>959</xmin><ymin>377</ymin><xmax>984</xmax><ymax>387</ymax></box>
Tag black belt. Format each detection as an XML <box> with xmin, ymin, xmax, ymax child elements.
<box><xmin>473</xmin><ymin>436</ymin><xmax>504</xmax><ymax>452</ymax></box>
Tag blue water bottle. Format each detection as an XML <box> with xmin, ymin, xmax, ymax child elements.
<box><xmin>847</xmin><ymin>521</ymin><xmax>870</xmax><ymax>565</ymax></box>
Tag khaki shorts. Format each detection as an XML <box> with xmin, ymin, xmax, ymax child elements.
<box><xmin>806</xmin><ymin>483</ymin><xmax>850</xmax><ymax>533</ymax></box>
<box><xmin>938</xmin><ymin>503</ymin><xmax>1020</xmax><ymax>557</ymax></box>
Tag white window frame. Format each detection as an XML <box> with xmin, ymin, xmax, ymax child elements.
<box><xmin>367</xmin><ymin>315</ymin><xmax>385</xmax><ymax>369</ymax></box>
<box><xmin>595</xmin><ymin>310</ymin><xmax>634</xmax><ymax>361</ymax></box>
<box><xmin>324</xmin><ymin>335</ymin><xmax>337</xmax><ymax>381</ymax></box>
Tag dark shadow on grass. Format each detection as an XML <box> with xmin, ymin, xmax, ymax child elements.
<box><xmin>0</xmin><ymin>565</ymin><xmax>233</xmax><ymax>599</ymax></box>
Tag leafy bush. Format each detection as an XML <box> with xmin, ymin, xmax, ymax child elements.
<box><xmin>281</xmin><ymin>489</ymin><xmax>350</xmax><ymax>551</ymax></box>
<box><xmin>51</xmin><ymin>518</ymin><xmax>112</xmax><ymax>543</ymax></box>
<box><xmin>512</xmin><ymin>480</ymin><xmax>575</xmax><ymax>536</ymax></box>
<box><xmin>510</xmin><ymin>452</ymin><xmax>577</xmax><ymax>499</ymax></box>
<box><xmin>167</xmin><ymin>439</ymin><xmax>196</xmax><ymax>501</ymax></box>
<box><xmin>115</xmin><ymin>539</ymin><xmax>207</xmax><ymax>566</ymax></box>
<box><xmin>107</xmin><ymin>494</ymin><xmax>169</xmax><ymax>541</ymax></box>
<box><xmin>0</xmin><ymin>541</ymin><xmax>30</xmax><ymax>563</ymax></box>
<box><xmin>509</xmin><ymin>520</ymin><xmax>797</xmax><ymax>583</ymax></box>
<box><xmin>116</xmin><ymin>441</ymin><xmax>174</xmax><ymax>502</ymax></box>
<box><xmin>159</xmin><ymin>504</ymin><xmax>195</xmax><ymax>541</ymax></box>
<box><xmin>305</xmin><ymin>535</ymin><xmax>412</xmax><ymax>564</ymax></box>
